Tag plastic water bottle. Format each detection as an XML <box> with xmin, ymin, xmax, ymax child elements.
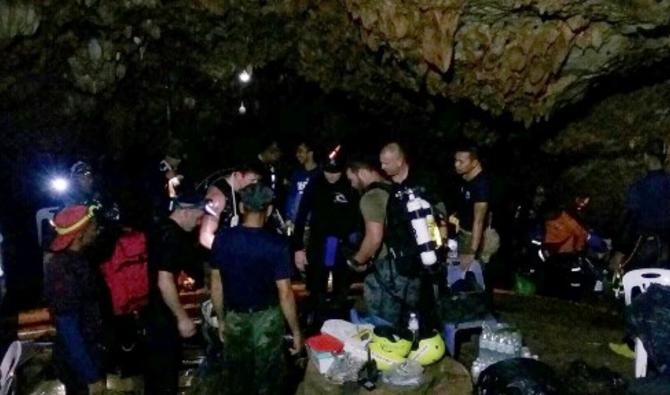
<box><xmin>408</xmin><ymin>313</ymin><xmax>419</xmax><ymax>341</ymax></box>
<box><xmin>471</xmin><ymin>359</ymin><xmax>483</xmax><ymax>381</ymax></box>
<box><xmin>479</xmin><ymin>331</ymin><xmax>492</xmax><ymax>360</ymax></box>
<box><xmin>447</xmin><ymin>239</ymin><xmax>458</xmax><ymax>260</ymax></box>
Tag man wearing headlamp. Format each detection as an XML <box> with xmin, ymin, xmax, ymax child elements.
<box><xmin>44</xmin><ymin>205</ymin><xmax>106</xmax><ymax>395</ymax></box>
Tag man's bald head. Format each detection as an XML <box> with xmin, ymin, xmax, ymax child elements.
<box><xmin>380</xmin><ymin>142</ymin><xmax>406</xmax><ymax>160</ymax></box>
<box><xmin>380</xmin><ymin>141</ymin><xmax>409</xmax><ymax>183</ymax></box>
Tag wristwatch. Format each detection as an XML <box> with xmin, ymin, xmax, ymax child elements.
<box><xmin>346</xmin><ymin>257</ymin><xmax>368</xmax><ymax>271</ymax></box>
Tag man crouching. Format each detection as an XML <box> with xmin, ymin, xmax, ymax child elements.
<box><xmin>210</xmin><ymin>183</ymin><xmax>303</xmax><ymax>395</ymax></box>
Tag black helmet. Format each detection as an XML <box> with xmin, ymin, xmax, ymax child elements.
<box><xmin>70</xmin><ymin>161</ymin><xmax>93</xmax><ymax>178</ymax></box>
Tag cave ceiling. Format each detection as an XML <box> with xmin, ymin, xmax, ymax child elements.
<box><xmin>1</xmin><ymin>0</ymin><xmax>670</xmax><ymax>126</ymax></box>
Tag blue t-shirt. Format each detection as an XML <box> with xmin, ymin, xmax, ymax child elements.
<box><xmin>211</xmin><ymin>226</ymin><xmax>292</xmax><ymax>310</ymax></box>
<box><xmin>626</xmin><ymin>170</ymin><xmax>670</xmax><ymax>233</ymax></box>
<box><xmin>284</xmin><ymin>167</ymin><xmax>319</xmax><ymax>222</ymax></box>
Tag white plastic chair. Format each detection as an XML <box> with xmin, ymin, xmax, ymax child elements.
<box><xmin>622</xmin><ymin>268</ymin><xmax>670</xmax><ymax>378</ymax></box>
<box><xmin>35</xmin><ymin>207</ymin><xmax>59</xmax><ymax>248</ymax></box>
<box><xmin>0</xmin><ymin>341</ymin><xmax>22</xmax><ymax>395</ymax></box>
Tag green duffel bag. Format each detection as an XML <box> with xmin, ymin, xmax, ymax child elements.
<box><xmin>514</xmin><ymin>273</ymin><xmax>537</xmax><ymax>296</ymax></box>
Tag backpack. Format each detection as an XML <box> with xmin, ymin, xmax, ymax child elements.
<box><xmin>100</xmin><ymin>230</ymin><xmax>149</xmax><ymax>315</ymax></box>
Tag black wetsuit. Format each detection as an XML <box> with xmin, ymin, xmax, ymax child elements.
<box><xmin>292</xmin><ymin>174</ymin><xmax>359</xmax><ymax>308</ymax></box>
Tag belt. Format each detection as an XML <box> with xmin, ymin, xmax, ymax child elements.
<box><xmin>226</xmin><ymin>304</ymin><xmax>273</xmax><ymax>314</ymax></box>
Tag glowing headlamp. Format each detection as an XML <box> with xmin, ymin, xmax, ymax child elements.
<box><xmin>328</xmin><ymin>145</ymin><xmax>341</xmax><ymax>160</ymax></box>
<box><xmin>50</xmin><ymin>177</ymin><xmax>70</xmax><ymax>194</ymax></box>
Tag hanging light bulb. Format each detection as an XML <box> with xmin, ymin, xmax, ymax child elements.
<box><xmin>238</xmin><ymin>101</ymin><xmax>247</xmax><ymax>115</ymax></box>
<box><xmin>238</xmin><ymin>66</ymin><xmax>252</xmax><ymax>83</ymax></box>
<box><xmin>238</xmin><ymin>70</ymin><xmax>251</xmax><ymax>83</ymax></box>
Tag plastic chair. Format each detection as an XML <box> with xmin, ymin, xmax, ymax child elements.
<box><xmin>0</xmin><ymin>341</ymin><xmax>22</xmax><ymax>395</ymax></box>
<box><xmin>443</xmin><ymin>315</ymin><xmax>497</xmax><ymax>358</ymax></box>
<box><xmin>622</xmin><ymin>268</ymin><xmax>670</xmax><ymax>378</ymax></box>
<box><xmin>35</xmin><ymin>206</ymin><xmax>59</xmax><ymax>248</ymax></box>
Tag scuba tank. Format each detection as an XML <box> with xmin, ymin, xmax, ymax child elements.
<box><xmin>423</xmin><ymin>200</ymin><xmax>443</xmax><ymax>248</ymax></box>
<box><xmin>405</xmin><ymin>189</ymin><xmax>438</xmax><ymax>266</ymax></box>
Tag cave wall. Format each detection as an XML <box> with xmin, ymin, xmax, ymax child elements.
<box><xmin>543</xmin><ymin>79</ymin><xmax>670</xmax><ymax>233</ymax></box>
<box><xmin>3</xmin><ymin>0</ymin><xmax>670</xmax><ymax>135</ymax></box>
<box><xmin>1</xmin><ymin>0</ymin><xmax>670</xmax><ymax>233</ymax></box>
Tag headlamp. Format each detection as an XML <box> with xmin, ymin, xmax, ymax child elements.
<box><xmin>50</xmin><ymin>177</ymin><xmax>70</xmax><ymax>194</ymax></box>
<box><xmin>328</xmin><ymin>145</ymin><xmax>341</xmax><ymax>161</ymax></box>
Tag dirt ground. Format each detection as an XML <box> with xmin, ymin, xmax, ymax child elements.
<box><xmin>493</xmin><ymin>293</ymin><xmax>631</xmax><ymax>376</ymax></box>
<box><xmin>455</xmin><ymin>292</ymin><xmax>634</xmax><ymax>394</ymax></box>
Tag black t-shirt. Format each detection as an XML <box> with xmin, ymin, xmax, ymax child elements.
<box><xmin>292</xmin><ymin>174</ymin><xmax>360</xmax><ymax>250</ymax></box>
<box><xmin>456</xmin><ymin>172</ymin><xmax>490</xmax><ymax>231</ymax></box>
<box><xmin>211</xmin><ymin>226</ymin><xmax>292</xmax><ymax>310</ymax></box>
<box><xmin>394</xmin><ymin>169</ymin><xmax>446</xmax><ymax>214</ymax></box>
<box><xmin>147</xmin><ymin>218</ymin><xmax>200</xmax><ymax>322</ymax></box>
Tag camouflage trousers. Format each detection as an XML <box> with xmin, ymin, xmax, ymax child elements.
<box><xmin>222</xmin><ymin>306</ymin><xmax>285</xmax><ymax>395</ymax></box>
<box><xmin>364</xmin><ymin>256</ymin><xmax>420</xmax><ymax>326</ymax></box>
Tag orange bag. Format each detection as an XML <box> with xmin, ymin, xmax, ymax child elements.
<box><xmin>544</xmin><ymin>211</ymin><xmax>588</xmax><ymax>254</ymax></box>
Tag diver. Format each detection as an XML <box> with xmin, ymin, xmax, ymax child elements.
<box><xmin>292</xmin><ymin>146</ymin><xmax>359</xmax><ymax>323</ymax></box>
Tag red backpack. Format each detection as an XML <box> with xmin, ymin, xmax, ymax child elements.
<box><xmin>101</xmin><ymin>231</ymin><xmax>149</xmax><ymax>315</ymax></box>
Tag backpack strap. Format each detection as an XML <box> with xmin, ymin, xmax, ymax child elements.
<box><xmin>365</xmin><ymin>181</ymin><xmax>393</xmax><ymax>194</ymax></box>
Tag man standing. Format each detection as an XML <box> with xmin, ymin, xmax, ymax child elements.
<box><xmin>210</xmin><ymin>184</ymin><xmax>302</xmax><ymax>395</ymax></box>
<box><xmin>379</xmin><ymin>142</ymin><xmax>448</xmax><ymax>241</ymax></box>
<box><xmin>44</xmin><ymin>205</ymin><xmax>106</xmax><ymax>395</ymax></box>
<box><xmin>145</xmin><ymin>195</ymin><xmax>205</xmax><ymax>394</ymax></box>
<box><xmin>155</xmin><ymin>139</ymin><xmax>188</xmax><ymax>218</ymax></box>
<box><xmin>376</xmin><ymin>142</ymin><xmax>447</xmax><ymax>326</ymax></box>
<box><xmin>453</xmin><ymin>144</ymin><xmax>491</xmax><ymax>285</ymax></box>
<box><xmin>198</xmin><ymin>164</ymin><xmax>261</xmax><ymax>249</ymax></box>
<box><xmin>292</xmin><ymin>149</ymin><xmax>359</xmax><ymax>319</ymax></box>
<box><xmin>256</xmin><ymin>140</ymin><xmax>283</xmax><ymax>195</ymax></box>
<box><xmin>345</xmin><ymin>158</ymin><xmax>409</xmax><ymax>325</ymax></box>
<box><xmin>609</xmin><ymin>140</ymin><xmax>670</xmax><ymax>360</ymax></box>
<box><xmin>284</xmin><ymin>140</ymin><xmax>320</xmax><ymax>227</ymax></box>
<box><xmin>612</xmin><ymin>138</ymin><xmax>670</xmax><ymax>272</ymax></box>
